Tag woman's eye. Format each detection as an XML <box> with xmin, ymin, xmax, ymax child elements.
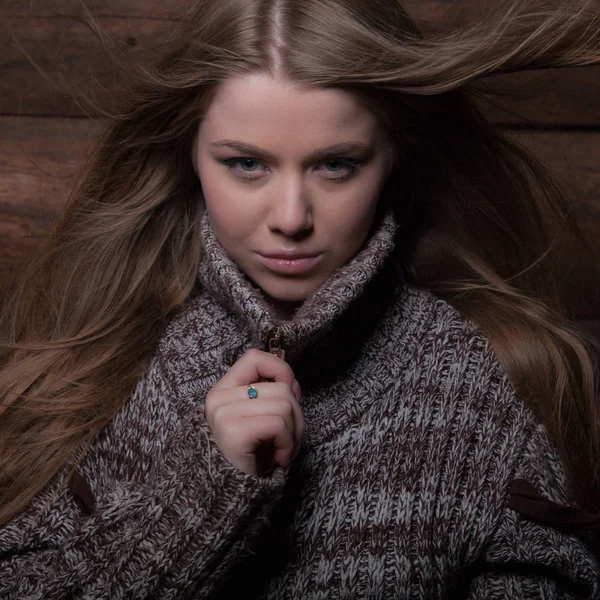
<box><xmin>219</xmin><ymin>157</ymin><xmax>265</xmax><ymax>178</ymax></box>
<box><xmin>320</xmin><ymin>158</ymin><xmax>362</xmax><ymax>181</ymax></box>
<box><xmin>324</xmin><ymin>159</ymin><xmax>344</xmax><ymax>171</ymax></box>
<box><xmin>238</xmin><ymin>158</ymin><xmax>261</xmax><ymax>172</ymax></box>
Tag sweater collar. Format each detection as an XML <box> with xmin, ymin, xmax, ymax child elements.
<box><xmin>197</xmin><ymin>209</ymin><xmax>398</xmax><ymax>361</ymax></box>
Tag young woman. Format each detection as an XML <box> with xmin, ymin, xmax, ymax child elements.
<box><xmin>1</xmin><ymin>0</ymin><xmax>599</xmax><ymax>597</ymax></box>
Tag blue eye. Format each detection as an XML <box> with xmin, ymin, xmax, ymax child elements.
<box><xmin>219</xmin><ymin>157</ymin><xmax>266</xmax><ymax>178</ymax></box>
<box><xmin>237</xmin><ymin>158</ymin><xmax>260</xmax><ymax>172</ymax></box>
<box><xmin>324</xmin><ymin>159</ymin><xmax>344</xmax><ymax>171</ymax></box>
<box><xmin>321</xmin><ymin>159</ymin><xmax>362</xmax><ymax>180</ymax></box>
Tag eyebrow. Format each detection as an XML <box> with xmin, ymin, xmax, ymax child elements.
<box><xmin>209</xmin><ymin>140</ymin><xmax>374</xmax><ymax>163</ymax></box>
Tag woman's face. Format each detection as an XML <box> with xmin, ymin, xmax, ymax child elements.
<box><xmin>193</xmin><ymin>72</ymin><xmax>392</xmax><ymax>317</ymax></box>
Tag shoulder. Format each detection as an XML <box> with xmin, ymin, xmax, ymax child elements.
<box><xmin>390</xmin><ymin>283</ymin><xmax>508</xmax><ymax>392</ymax></box>
<box><xmin>389</xmin><ymin>283</ymin><xmax>569</xmax><ymax>495</ymax></box>
<box><xmin>400</xmin><ymin>283</ymin><xmax>489</xmax><ymax>348</ymax></box>
<box><xmin>392</xmin><ymin>287</ymin><xmax>591</xmax><ymax>540</ymax></box>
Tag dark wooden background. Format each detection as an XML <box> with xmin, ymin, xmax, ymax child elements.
<box><xmin>1</xmin><ymin>0</ymin><xmax>599</xmax><ymax>337</ymax></box>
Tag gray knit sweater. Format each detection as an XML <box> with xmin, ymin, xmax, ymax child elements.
<box><xmin>1</xmin><ymin>210</ymin><xmax>598</xmax><ymax>599</ymax></box>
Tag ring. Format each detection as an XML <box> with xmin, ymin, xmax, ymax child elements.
<box><xmin>247</xmin><ymin>385</ymin><xmax>258</xmax><ymax>399</ymax></box>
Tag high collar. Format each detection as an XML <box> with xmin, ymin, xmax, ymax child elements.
<box><xmin>197</xmin><ymin>209</ymin><xmax>399</xmax><ymax>361</ymax></box>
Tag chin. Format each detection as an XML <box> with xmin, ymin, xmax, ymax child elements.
<box><xmin>258</xmin><ymin>278</ymin><xmax>321</xmax><ymax>304</ymax></box>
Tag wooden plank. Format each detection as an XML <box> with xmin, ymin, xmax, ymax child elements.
<box><xmin>0</xmin><ymin>0</ymin><xmax>482</xmax><ymax>23</ymax></box>
<box><xmin>1</xmin><ymin>1</ymin><xmax>600</xmax><ymax>123</ymax></box>
<box><xmin>508</xmin><ymin>130</ymin><xmax>600</xmax><ymax>235</ymax></box>
<box><xmin>475</xmin><ymin>67</ymin><xmax>600</xmax><ymax>127</ymax></box>
<box><xmin>508</xmin><ymin>130</ymin><xmax>600</xmax><ymax>318</ymax></box>
<box><xmin>0</xmin><ymin>18</ymin><xmax>173</xmax><ymax>117</ymax></box>
<box><xmin>0</xmin><ymin>0</ymin><xmax>182</xmax><ymax>19</ymax></box>
<box><xmin>1</xmin><ymin>0</ymin><xmax>596</xmax><ymax>26</ymax></box>
<box><xmin>1</xmin><ymin>116</ymin><xmax>598</xmax><ymax>317</ymax></box>
<box><xmin>0</xmin><ymin>116</ymin><xmax>102</xmax><ymax>287</ymax></box>
<box><xmin>0</xmin><ymin>116</ymin><xmax>103</xmax><ymax>213</ymax></box>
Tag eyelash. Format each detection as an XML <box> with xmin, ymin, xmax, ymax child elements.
<box><xmin>217</xmin><ymin>157</ymin><xmax>363</xmax><ymax>182</ymax></box>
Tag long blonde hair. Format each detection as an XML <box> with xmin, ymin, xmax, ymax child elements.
<box><xmin>1</xmin><ymin>0</ymin><xmax>599</xmax><ymax>524</ymax></box>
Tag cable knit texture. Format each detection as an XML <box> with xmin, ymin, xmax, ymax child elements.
<box><xmin>0</xmin><ymin>210</ymin><xmax>598</xmax><ymax>599</ymax></box>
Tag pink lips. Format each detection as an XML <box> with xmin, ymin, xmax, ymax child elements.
<box><xmin>257</xmin><ymin>252</ymin><xmax>323</xmax><ymax>275</ymax></box>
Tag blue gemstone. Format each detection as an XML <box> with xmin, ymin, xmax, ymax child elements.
<box><xmin>248</xmin><ymin>386</ymin><xmax>258</xmax><ymax>399</ymax></box>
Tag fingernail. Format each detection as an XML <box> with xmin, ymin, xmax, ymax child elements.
<box><xmin>292</xmin><ymin>379</ymin><xmax>302</xmax><ymax>402</ymax></box>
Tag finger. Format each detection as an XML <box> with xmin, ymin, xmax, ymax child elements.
<box><xmin>214</xmin><ymin>396</ymin><xmax>296</xmax><ymax>445</ymax></box>
<box><xmin>209</xmin><ymin>382</ymin><xmax>295</xmax><ymax>408</ymax></box>
<box><xmin>245</xmin><ymin>416</ymin><xmax>295</xmax><ymax>469</ymax></box>
<box><xmin>213</xmin><ymin>349</ymin><xmax>296</xmax><ymax>392</ymax></box>
<box><xmin>220</xmin><ymin>381</ymin><xmax>305</xmax><ymax>446</ymax></box>
<box><xmin>261</xmin><ymin>381</ymin><xmax>304</xmax><ymax>447</ymax></box>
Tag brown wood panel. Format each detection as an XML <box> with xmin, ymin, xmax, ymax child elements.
<box><xmin>0</xmin><ymin>116</ymin><xmax>102</xmax><ymax>212</ymax></box>
<box><xmin>509</xmin><ymin>130</ymin><xmax>600</xmax><ymax>318</ymax></box>
<box><xmin>475</xmin><ymin>68</ymin><xmax>600</xmax><ymax>127</ymax></box>
<box><xmin>1</xmin><ymin>116</ymin><xmax>598</xmax><ymax>317</ymax></box>
<box><xmin>0</xmin><ymin>0</ymin><xmax>182</xmax><ymax>18</ymax></box>
<box><xmin>509</xmin><ymin>130</ymin><xmax>600</xmax><ymax>238</ymax></box>
<box><xmin>1</xmin><ymin>1</ymin><xmax>599</xmax><ymax>124</ymax></box>
<box><xmin>0</xmin><ymin>116</ymin><xmax>102</xmax><ymax>289</ymax></box>
<box><xmin>0</xmin><ymin>0</ymin><xmax>487</xmax><ymax>23</ymax></box>
<box><xmin>2</xmin><ymin>0</ymin><xmax>596</xmax><ymax>26</ymax></box>
<box><xmin>0</xmin><ymin>18</ymin><xmax>172</xmax><ymax>117</ymax></box>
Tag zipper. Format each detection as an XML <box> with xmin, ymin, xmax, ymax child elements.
<box><xmin>268</xmin><ymin>327</ymin><xmax>286</xmax><ymax>361</ymax></box>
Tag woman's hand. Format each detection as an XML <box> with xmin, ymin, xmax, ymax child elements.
<box><xmin>204</xmin><ymin>349</ymin><xmax>305</xmax><ymax>477</ymax></box>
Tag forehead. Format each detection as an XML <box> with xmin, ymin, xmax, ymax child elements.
<box><xmin>198</xmin><ymin>73</ymin><xmax>381</xmax><ymax>146</ymax></box>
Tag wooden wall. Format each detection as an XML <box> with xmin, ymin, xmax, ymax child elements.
<box><xmin>1</xmin><ymin>0</ymin><xmax>599</xmax><ymax>337</ymax></box>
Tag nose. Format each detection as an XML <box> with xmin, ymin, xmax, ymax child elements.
<box><xmin>266</xmin><ymin>174</ymin><xmax>313</xmax><ymax>237</ymax></box>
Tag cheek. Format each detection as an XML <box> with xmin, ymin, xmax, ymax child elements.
<box><xmin>198</xmin><ymin>165</ymin><xmax>256</xmax><ymax>242</ymax></box>
<box><xmin>324</xmin><ymin>181</ymin><xmax>381</xmax><ymax>242</ymax></box>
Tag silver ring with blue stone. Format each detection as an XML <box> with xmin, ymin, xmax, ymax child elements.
<box><xmin>247</xmin><ymin>384</ymin><xmax>258</xmax><ymax>399</ymax></box>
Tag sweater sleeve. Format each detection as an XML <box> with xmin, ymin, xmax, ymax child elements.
<box><xmin>465</xmin><ymin>420</ymin><xmax>600</xmax><ymax>599</ymax></box>
<box><xmin>0</xmin><ymin>360</ymin><xmax>287</xmax><ymax>600</ymax></box>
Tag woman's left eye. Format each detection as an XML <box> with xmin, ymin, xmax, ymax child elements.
<box><xmin>318</xmin><ymin>159</ymin><xmax>363</xmax><ymax>181</ymax></box>
<box><xmin>218</xmin><ymin>157</ymin><xmax>363</xmax><ymax>181</ymax></box>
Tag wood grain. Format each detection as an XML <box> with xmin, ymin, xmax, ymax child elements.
<box><xmin>1</xmin><ymin>116</ymin><xmax>598</xmax><ymax>318</ymax></box>
<box><xmin>1</xmin><ymin>0</ymin><xmax>599</xmax><ymax>124</ymax></box>
<box><xmin>508</xmin><ymin>129</ymin><xmax>600</xmax><ymax>319</ymax></box>
<box><xmin>0</xmin><ymin>0</ymin><xmax>182</xmax><ymax>19</ymax></box>
<box><xmin>0</xmin><ymin>116</ymin><xmax>102</xmax><ymax>288</ymax></box>
<box><xmin>2</xmin><ymin>0</ymin><xmax>596</xmax><ymax>27</ymax></box>
<box><xmin>0</xmin><ymin>0</ymin><xmax>507</xmax><ymax>24</ymax></box>
<box><xmin>474</xmin><ymin>68</ymin><xmax>600</xmax><ymax>127</ymax></box>
<box><xmin>0</xmin><ymin>18</ymin><xmax>172</xmax><ymax>117</ymax></box>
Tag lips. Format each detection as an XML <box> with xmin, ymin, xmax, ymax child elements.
<box><xmin>259</xmin><ymin>250</ymin><xmax>321</xmax><ymax>260</ymax></box>
<box><xmin>256</xmin><ymin>251</ymin><xmax>323</xmax><ymax>275</ymax></box>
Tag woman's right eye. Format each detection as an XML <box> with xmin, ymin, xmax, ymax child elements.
<box><xmin>218</xmin><ymin>157</ymin><xmax>267</xmax><ymax>179</ymax></box>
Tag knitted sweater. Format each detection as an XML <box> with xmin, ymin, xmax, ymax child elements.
<box><xmin>1</xmin><ymin>210</ymin><xmax>598</xmax><ymax>599</ymax></box>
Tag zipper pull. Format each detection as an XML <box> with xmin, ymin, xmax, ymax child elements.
<box><xmin>268</xmin><ymin>327</ymin><xmax>286</xmax><ymax>361</ymax></box>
